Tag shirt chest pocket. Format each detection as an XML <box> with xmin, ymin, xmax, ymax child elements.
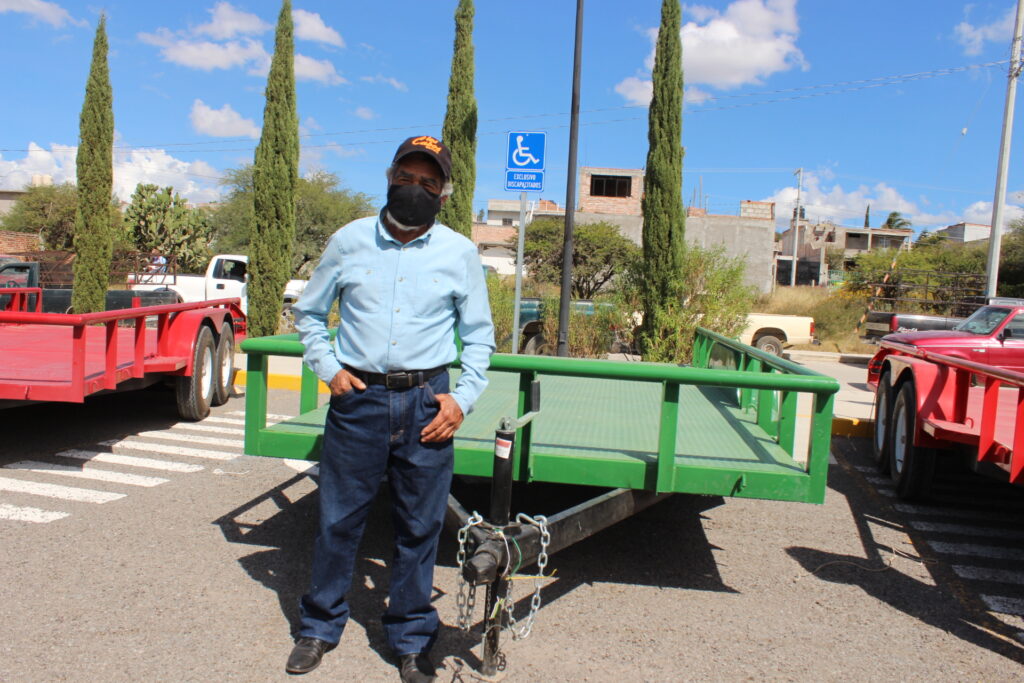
<box><xmin>413</xmin><ymin>273</ymin><xmax>456</xmax><ymax>318</ymax></box>
<box><xmin>342</xmin><ymin>263</ymin><xmax>384</xmax><ymax>313</ymax></box>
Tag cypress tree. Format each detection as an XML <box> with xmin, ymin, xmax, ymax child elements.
<box><xmin>436</xmin><ymin>0</ymin><xmax>477</xmax><ymax>237</ymax></box>
<box><xmin>249</xmin><ymin>0</ymin><xmax>299</xmax><ymax>337</ymax></box>
<box><xmin>639</xmin><ymin>0</ymin><xmax>685</xmax><ymax>351</ymax></box>
<box><xmin>72</xmin><ymin>14</ymin><xmax>114</xmax><ymax>314</ymax></box>
<box><xmin>864</xmin><ymin>204</ymin><xmax>871</xmax><ymax>228</ymax></box>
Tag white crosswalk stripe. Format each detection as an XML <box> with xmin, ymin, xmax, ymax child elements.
<box><xmin>908</xmin><ymin>520</ymin><xmax>1024</xmax><ymax>540</ymax></box>
<box><xmin>952</xmin><ymin>565</ymin><xmax>1024</xmax><ymax>585</ymax></box>
<box><xmin>56</xmin><ymin>450</ymin><xmax>205</xmax><ymax>473</ymax></box>
<box><xmin>0</xmin><ymin>476</ymin><xmax>125</xmax><ymax>503</ymax></box>
<box><xmin>0</xmin><ymin>503</ymin><xmax>69</xmax><ymax>523</ymax></box>
<box><xmin>227</xmin><ymin>410</ymin><xmax>293</xmax><ymax>422</ymax></box>
<box><xmin>4</xmin><ymin>461</ymin><xmax>168</xmax><ymax>487</ymax></box>
<box><xmin>981</xmin><ymin>595</ymin><xmax>1024</xmax><ymax>617</ymax></box>
<box><xmin>132</xmin><ymin>430</ymin><xmax>242</xmax><ymax>448</ymax></box>
<box><xmin>164</xmin><ymin>423</ymin><xmax>244</xmax><ymax>436</ymax></box>
<box><xmin>928</xmin><ymin>541</ymin><xmax>1024</xmax><ymax>561</ymax></box>
<box><xmin>100</xmin><ymin>438</ymin><xmax>239</xmax><ymax>460</ymax></box>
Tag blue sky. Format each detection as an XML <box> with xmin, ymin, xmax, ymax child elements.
<box><xmin>1</xmin><ymin>0</ymin><xmax>1023</xmax><ymax>235</ymax></box>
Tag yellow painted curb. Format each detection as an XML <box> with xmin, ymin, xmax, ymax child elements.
<box><xmin>234</xmin><ymin>370</ymin><xmax>330</xmax><ymax>394</ymax></box>
<box><xmin>832</xmin><ymin>417</ymin><xmax>873</xmax><ymax>438</ymax></box>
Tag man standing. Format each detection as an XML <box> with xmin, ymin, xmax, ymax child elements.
<box><xmin>286</xmin><ymin>136</ymin><xmax>495</xmax><ymax>682</ymax></box>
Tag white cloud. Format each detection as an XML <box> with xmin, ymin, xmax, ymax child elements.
<box><xmin>962</xmin><ymin>199</ymin><xmax>1024</xmax><ymax>224</ymax></box>
<box><xmin>955</xmin><ymin>6</ymin><xmax>1015</xmax><ymax>55</ymax></box>
<box><xmin>615</xmin><ymin>0</ymin><xmax>806</xmax><ymax>105</ymax></box>
<box><xmin>360</xmin><ymin>73</ymin><xmax>408</xmax><ymax>91</ymax></box>
<box><xmin>0</xmin><ymin>0</ymin><xmax>84</xmax><ymax>28</ymax></box>
<box><xmin>190</xmin><ymin>99</ymin><xmax>259</xmax><ymax>138</ymax></box>
<box><xmin>295</xmin><ymin>53</ymin><xmax>346</xmax><ymax>85</ymax></box>
<box><xmin>0</xmin><ymin>142</ymin><xmax>222</xmax><ymax>203</ymax></box>
<box><xmin>613</xmin><ymin>76</ymin><xmax>652</xmax><ymax>106</ymax></box>
<box><xmin>139</xmin><ymin>29</ymin><xmax>269</xmax><ymax>72</ymax></box>
<box><xmin>353</xmin><ymin>106</ymin><xmax>375</xmax><ymax>120</ymax></box>
<box><xmin>293</xmin><ymin>8</ymin><xmax>344</xmax><ymax>47</ymax></box>
<box><xmin>194</xmin><ymin>1</ymin><xmax>269</xmax><ymax>40</ymax></box>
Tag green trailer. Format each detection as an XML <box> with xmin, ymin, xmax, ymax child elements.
<box><xmin>241</xmin><ymin>328</ymin><xmax>838</xmax><ymax>675</ymax></box>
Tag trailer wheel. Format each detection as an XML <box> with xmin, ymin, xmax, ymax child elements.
<box><xmin>176</xmin><ymin>325</ymin><xmax>216</xmax><ymax>421</ymax></box>
<box><xmin>888</xmin><ymin>381</ymin><xmax>935</xmax><ymax>500</ymax></box>
<box><xmin>872</xmin><ymin>371</ymin><xmax>892</xmax><ymax>473</ymax></box>
<box><xmin>211</xmin><ymin>322</ymin><xmax>234</xmax><ymax>406</ymax></box>
<box><xmin>755</xmin><ymin>335</ymin><xmax>783</xmax><ymax>356</ymax></box>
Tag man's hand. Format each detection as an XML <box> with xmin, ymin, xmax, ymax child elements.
<box><xmin>328</xmin><ymin>369</ymin><xmax>367</xmax><ymax>397</ymax></box>
<box><xmin>420</xmin><ymin>393</ymin><xmax>463</xmax><ymax>443</ymax></box>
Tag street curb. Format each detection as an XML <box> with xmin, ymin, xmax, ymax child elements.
<box><xmin>785</xmin><ymin>350</ymin><xmax>873</xmax><ymax>366</ymax></box>
<box><xmin>832</xmin><ymin>416</ymin><xmax>873</xmax><ymax>438</ymax></box>
<box><xmin>234</xmin><ymin>370</ymin><xmax>330</xmax><ymax>394</ymax></box>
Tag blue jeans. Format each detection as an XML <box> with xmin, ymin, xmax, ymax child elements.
<box><xmin>298</xmin><ymin>370</ymin><xmax>453</xmax><ymax>656</ymax></box>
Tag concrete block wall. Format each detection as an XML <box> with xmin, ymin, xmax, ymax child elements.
<box><xmin>0</xmin><ymin>231</ymin><xmax>42</xmax><ymax>254</ymax></box>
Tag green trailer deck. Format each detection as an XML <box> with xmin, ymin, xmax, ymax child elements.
<box><xmin>241</xmin><ymin>328</ymin><xmax>839</xmax><ymax>504</ymax></box>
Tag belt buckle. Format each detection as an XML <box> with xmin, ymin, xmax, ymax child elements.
<box><xmin>385</xmin><ymin>373</ymin><xmax>407</xmax><ymax>390</ymax></box>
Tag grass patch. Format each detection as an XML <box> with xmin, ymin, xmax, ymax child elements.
<box><xmin>758</xmin><ymin>286</ymin><xmax>874</xmax><ymax>354</ymax></box>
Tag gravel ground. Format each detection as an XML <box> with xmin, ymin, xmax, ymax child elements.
<box><xmin>1</xmin><ymin>390</ymin><xmax>1022</xmax><ymax>682</ymax></box>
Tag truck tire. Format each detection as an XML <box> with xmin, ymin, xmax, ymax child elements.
<box><xmin>755</xmin><ymin>334</ymin><xmax>784</xmax><ymax>356</ymax></box>
<box><xmin>212</xmin><ymin>322</ymin><xmax>234</xmax><ymax>406</ymax></box>
<box><xmin>888</xmin><ymin>381</ymin><xmax>936</xmax><ymax>500</ymax></box>
<box><xmin>523</xmin><ymin>334</ymin><xmax>551</xmax><ymax>355</ymax></box>
<box><xmin>176</xmin><ymin>325</ymin><xmax>216</xmax><ymax>421</ymax></box>
<box><xmin>872</xmin><ymin>371</ymin><xmax>892</xmax><ymax>473</ymax></box>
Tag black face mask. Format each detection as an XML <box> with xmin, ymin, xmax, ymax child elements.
<box><xmin>386</xmin><ymin>183</ymin><xmax>441</xmax><ymax>228</ymax></box>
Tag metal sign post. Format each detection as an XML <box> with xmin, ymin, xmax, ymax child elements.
<box><xmin>506</xmin><ymin>132</ymin><xmax>546</xmax><ymax>354</ymax></box>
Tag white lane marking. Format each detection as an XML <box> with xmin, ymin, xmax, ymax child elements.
<box><xmin>928</xmin><ymin>542</ymin><xmax>1024</xmax><ymax>561</ymax></box>
<box><xmin>875</xmin><ymin>487</ymin><xmax>896</xmax><ymax>498</ymax></box>
<box><xmin>0</xmin><ymin>477</ymin><xmax>125</xmax><ymax>503</ymax></box>
<box><xmin>909</xmin><ymin>521</ymin><xmax>1024</xmax><ymax>540</ymax></box>
<box><xmin>99</xmin><ymin>439</ymin><xmax>238</xmax><ymax>461</ymax></box>
<box><xmin>282</xmin><ymin>460</ymin><xmax>319</xmax><ymax>476</ymax></box>
<box><xmin>227</xmin><ymin>410</ymin><xmax>293</xmax><ymax>421</ymax></box>
<box><xmin>894</xmin><ymin>503</ymin><xmax>1024</xmax><ymax>524</ymax></box>
<box><xmin>953</xmin><ymin>565</ymin><xmax>1024</xmax><ymax>585</ymax></box>
<box><xmin>828</xmin><ymin>453</ymin><xmax>837</xmax><ymax>465</ymax></box>
<box><xmin>981</xmin><ymin>595</ymin><xmax>1024</xmax><ymax>617</ymax></box>
<box><xmin>164</xmin><ymin>423</ymin><xmax>244</xmax><ymax>435</ymax></box>
<box><xmin>0</xmin><ymin>503</ymin><xmax>69</xmax><ymax>523</ymax></box>
<box><xmin>4</xmin><ymin>461</ymin><xmax>167</xmax><ymax>487</ymax></box>
<box><xmin>852</xmin><ymin>465</ymin><xmax>876</xmax><ymax>473</ymax></box>
<box><xmin>864</xmin><ymin>475</ymin><xmax>890</xmax><ymax>485</ymax></box>
<box><xmin>203</xmin><ymin>416</ymin><xmax>246</xmax><ymax>426</ymax></box>
<box><xmin>133</xmin><ymin>431</ymin><xmax>241</xmax><ymax>448</ymax></box>
<box><xmin>57</xmin><ymin>450</ymin><xmax>204</xmax><ymax>473</ymax></box>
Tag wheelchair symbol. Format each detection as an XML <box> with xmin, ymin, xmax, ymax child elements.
<box><xmin>511</xmin><ymin>135</ymin><xmax>540</xmax><ymax>167</ymax></box>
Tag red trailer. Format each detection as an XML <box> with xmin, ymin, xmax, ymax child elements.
<box><xmin>870</xmin><ymin>339</ymin><xmax>1023</xmax><ymax>499</ymax></box>
<box><xmin>0</xmin><ymin>287</ymin><xmax>244</xmax><ymax>420</ymax></box>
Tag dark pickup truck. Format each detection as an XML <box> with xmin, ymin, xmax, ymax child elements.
<box><xmin>861</xmin><ymin>310</ymin><xmax>964</xmax><ymax>341</ymax></box>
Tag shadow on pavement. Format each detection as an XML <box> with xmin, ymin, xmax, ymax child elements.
<box><xmin>214</xmin><ymin>475</ymin><xmax>737</xmax><ymax>672</ymax></box>
<box><xmin>786</xmin><ymin>436</ymin><xmax>1024</xmax><ymax>665</ymax></box>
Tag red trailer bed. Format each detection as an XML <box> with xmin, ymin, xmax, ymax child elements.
<box><xmin>0</xmin><ymin>288</ymin><xmax>244</xmax><ymax>419</ymax></box>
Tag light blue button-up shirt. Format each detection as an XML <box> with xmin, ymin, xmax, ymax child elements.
<box><xmin>292</xmin><ymin>214</ymin><xmax>495</xmax><ymax>415</ymax></box>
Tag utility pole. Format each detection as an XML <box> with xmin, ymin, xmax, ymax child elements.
<box><xmin>790</xmin><ymin>167</ymin><xmax>803</xmax><ymax>286</ymax></box>
<box><xmin>986</xmin><ymin>0</ymin><xmax>1024</xmax><ymax>298</ymax></box>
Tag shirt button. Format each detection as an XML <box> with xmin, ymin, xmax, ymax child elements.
<box><xmin>398</xmin><ymin>277</ymin><xmax>405</xmax><ymax>282</ymax></box>
<box><xmin>395</xmin><ymin>307</ymin><xmax>400</xmax><ymax>313</ymax></box>
<box><xmin>391</xmin><ymin>340</ymin><xmax>397</xmax><ymax>346</ymax></box>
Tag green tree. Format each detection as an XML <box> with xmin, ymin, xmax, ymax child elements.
<box><xmin>999</xmin><ymin>217</ymin><xmax>1024</xmax><ymax>297</ymax></box>
<box><xmin>881</xmin><ymin>211</ymin><xmax>911</xmax><ymax>230</ymax></box>
<box><xmin>210</xmin><ymin>165</ymin><xmax>374</xmax><ymax>275</ymax></box>
<box><xmin>249</xmin><ymin>0</ymin><xmax>299</xmax><ymax>337</ymax></box>
<box><xmin>515</xmin><ymin>217</ymin><xmax>640</xmax><ymax>298</ymax></box>
<box><xmin>436</xmin><ymin>0</ymin><xmax>477</xmax><ymax>237</ymax></box>
<box><xmin>864</xmin><ymin>204</ymin><xmax>870</xmax><ymax>228</ymax></box>
<box><xmin>638</xmin><ymin>0</ymin><xmax>685</xmax><ymax>356</ymax></box>
<box><xmin>123</xmin><ymin>183</ymin><xmax>213</xmax><ymax>272</ymax></box>
<box><xmin>72</xmin><ymin>14</ymin><xmax>114</xmax><ymax>314</ymax></box>
<box><xmin>1</xmin><ymin>183</ymin><xmax>78</xmax><ymax>248</ymax></box>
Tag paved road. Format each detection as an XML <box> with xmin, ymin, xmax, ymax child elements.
<box><xmin>1</xmin><ymin>382</ymin><xmax>1023</xmax><ymax>681</ymax></box>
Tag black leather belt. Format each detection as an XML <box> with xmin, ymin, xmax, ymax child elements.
<box><xmin>345</xmin><ymin>365</ymin><xmax>447</xmax><ymax>390</ymax></box>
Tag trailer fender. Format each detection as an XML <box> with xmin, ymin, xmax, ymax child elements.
<box><xmin>888</xmin><ymin>356</ymin><xmax>959</xmax><ymax>447</ymax></box>
<box><xmin>160</xmin><ymin>309</ymin><xmax>230</xmax><ymax>375</ymax></box>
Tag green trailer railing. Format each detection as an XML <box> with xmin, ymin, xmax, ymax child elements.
<box><xmin>241</xmin><ymin>327</ymin><xmax>839</xmax><ymax>505</ymax></box>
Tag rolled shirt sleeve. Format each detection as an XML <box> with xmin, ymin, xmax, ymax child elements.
<box><xmin>450</xmin><ymin>247</ymin><xmax>496</xmax><ymax>415</ymax></box>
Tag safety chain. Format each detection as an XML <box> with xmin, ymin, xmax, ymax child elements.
<box><xmin>455</xmin><ymin>511</ymin><xmax>484</xmax><ymax>632</ymax></box>
<box><xmin>504</xmin><ymin>513</ymin><xmax>550</xmax><ymax>641</ymax></box>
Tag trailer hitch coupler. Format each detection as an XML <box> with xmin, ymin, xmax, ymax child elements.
<box><xmin>463</xmin><ymin>538</ymin><xmax>506</xmax><ymax>585</ymax></box>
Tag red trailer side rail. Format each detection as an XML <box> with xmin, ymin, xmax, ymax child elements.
<box><xmin>0</xmin><ymin>291</ymin><xmax>244</xmax><ymax>408</ymax></box>
<box><xmin>874</xmin><ymin>340</ymin><xmax>1024</xmax><ymax>490</ymax></box>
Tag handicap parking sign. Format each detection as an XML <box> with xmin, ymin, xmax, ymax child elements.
<box><xmin>506</xmin><ymin>132</ymin><xmax>545</xmax><ymax>172</ymax></box>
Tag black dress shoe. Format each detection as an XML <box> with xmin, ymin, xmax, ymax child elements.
<box><xmin>286</xmin><ymin>637</ymin><xmax>334</xmax><ymax>675</ymax></box>
<box><xmin>398</xmin><ymin>652</ymin><xmax>436</xmax><ymax>683</ymax></box>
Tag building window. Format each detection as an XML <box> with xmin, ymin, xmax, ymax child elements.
<box><xmin>590</xmin><ymin>175</ymin><xmax>631</xmax><ymax>198</ymax></box>
<box><xmin>502</xmin><ymin>218</ymin><xmax>513</xmax><ymax>226</ymax></box>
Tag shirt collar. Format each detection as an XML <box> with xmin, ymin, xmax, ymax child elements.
<box><xmin>376</xmin><ymin>211</ymin><xmax>435</xmax><ymax>247</ymax></box>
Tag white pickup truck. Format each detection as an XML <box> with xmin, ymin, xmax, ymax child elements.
<box><xmin>739</xmin><ymin>313</ymin><xmax>816</xmax><ymax>356</ymax></box>
<box><xmin>128</xmin><ymin>254</ymin><xmax>308</xmax><ymax>313</ymax></box>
